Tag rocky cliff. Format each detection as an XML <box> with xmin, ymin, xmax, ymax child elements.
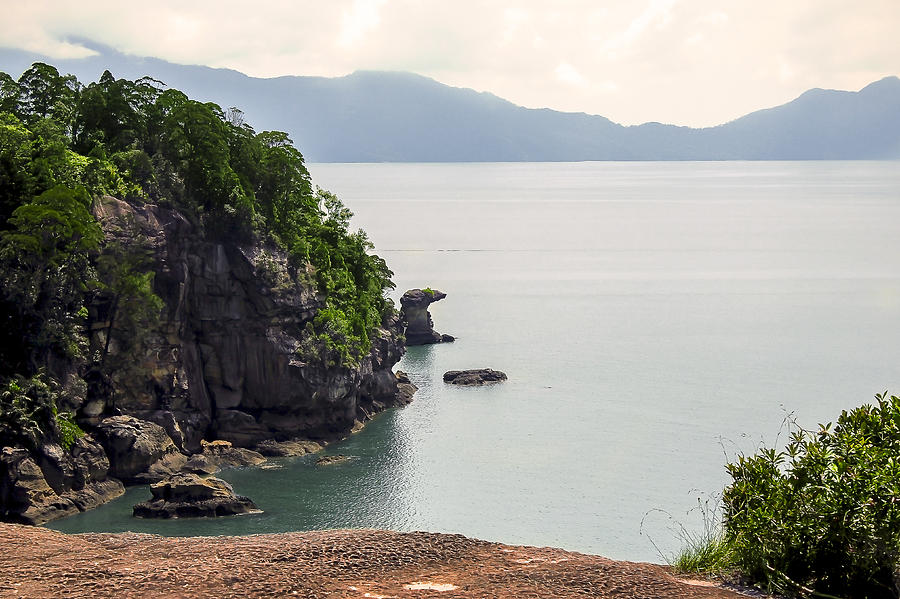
<box><xmin>0</xmin><ymin>195</ymin><xmax>412</xmax><ymax>524</ymax></box>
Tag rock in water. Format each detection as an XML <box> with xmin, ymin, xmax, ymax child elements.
<box><xmin>315</xmin><ymin>455</ymin><xmax>351</xmax><ymax>466</ymax></box>
<box><xmin>395</xmin><ymin>371</ymin><xmax>418</xmax><ymax>404</ymax></box>
<box><xmin>400</xmin><ymin>288</ymin><xmax>453</xmax><ymax>345</ymax></box>
<box><xmin>133</xmin><ymin>472</ymin><xmax>258</xmax><ymax>518</ymax></box>
<box><xmin>443</xmin><ymin>369</ymin><xmax>508</xmax><ymax>386</ymax></box>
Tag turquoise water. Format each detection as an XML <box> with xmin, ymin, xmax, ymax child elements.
<box><xmin>49</xmin><ymin>161</ymin><xmax>900</xmax><ymax>563</ymax></box>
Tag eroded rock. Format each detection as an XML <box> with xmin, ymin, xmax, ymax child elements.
<box><xmin>95</xmin><ymin>416</ymin><xmax>185</xmax><ymax>484</ymax></box>
<box><xmin>0</xmin><ymin>437</ymin><xmax>125</xmax><ymax>525</ymax></box>
<box><xmin>89</xmin><ymin>196</ymin><xmax>413</xmax><ymax>449</ymax></box>
<box><xmin>395</xmin><ymin>371</ymin><xmax>418</xmax><ymax>405</ymax></box>
<box><xmin>182</xmin><ymin>440</ymin><xmax>266</xmax><ymax>475</ymax></box>
<box><xmin>133</xmin><ymin>472</ymin><xmax>258</xmax><ymax>518</ymax></box>
<box><xmin>254</xmin><ymin>439</ymin><xmax>323</xmax><ymax>457</ymax></box>
<box><xmin>400</xmin><ymin>289</ymin><xmax>452</xmax><ymax>346</ymax></box>
<box><xmin>443</xmin><ymin>369</ymin><xmax>508</xmax><ymax>386</ymax></box>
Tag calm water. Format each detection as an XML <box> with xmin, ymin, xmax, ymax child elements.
<box><xmin>50</xmin><ymin>161</ymin><xmax>900</xmax><ymax>563</ymax></box>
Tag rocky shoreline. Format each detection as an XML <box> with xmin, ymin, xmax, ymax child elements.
<box><xmin>0</xmin><ymin>523</ymin><xmax>761</xmax><ymax>598</ymax></box>
<box><xmin>0</xmin><ymin>194</ymin><xmax>417</xmax><ymax>526</ymax></box>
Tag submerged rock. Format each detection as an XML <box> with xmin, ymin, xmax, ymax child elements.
<box><xmin>316</xmin><ymin>455</ymin><xmax>351</xmax><ymax>466</ymax></box>
<box><xmin>443</xmin><ymin>369</ymin><xmax>508</xmax><ymax>386</ymax></box>
<box><xmin>133</xmin><ymin>472</ymin><xmax>258</xmax><ymax>518</ymax></box>
<box><xmin>400</xmin><ymin>289</ymin><xmax>453</xmax><ymax>346</ymax></box>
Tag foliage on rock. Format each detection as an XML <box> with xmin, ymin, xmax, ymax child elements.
<box><xmin>0</xmin><ymin>62</ymin><xmax>395</xmax><ymax>453</ymax></box>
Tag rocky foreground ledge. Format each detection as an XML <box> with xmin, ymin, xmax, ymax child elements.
<box><xmin>0</xmin><ymin>524</ymin><xmax>759</xmax><ymax>598</ymax></box>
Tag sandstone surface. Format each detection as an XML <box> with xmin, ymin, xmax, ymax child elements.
<box><xmin>0</xmin><ymin>523</ymin><xmax>763</xmax><ymax>598</ymax></box>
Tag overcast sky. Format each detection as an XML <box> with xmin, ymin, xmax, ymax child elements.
<box><xmin>2</xmin><ymin>0</ymin><xmax>898</xmax><ymax>126</ymax></box>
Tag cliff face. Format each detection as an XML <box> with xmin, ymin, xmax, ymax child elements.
<box><xmin>0</xmin><ymin>196</ymin><xmax>410</xmax><ymax>524</ymax></box>
<box><xmin>90</xmin><ymin>195</ymin><xmax>407</xmax><ymax>450</ymax></box>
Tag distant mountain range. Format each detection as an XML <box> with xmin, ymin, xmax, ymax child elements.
<box><xmin>2</xmin><ymin>43</ymin><xmax>899</xmax><ymax>162</ymax></box>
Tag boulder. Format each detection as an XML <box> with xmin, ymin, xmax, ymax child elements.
<box><xmin>0</xmin><ymin>438</ymin><xmax>125</xmax><ymax>525</ymax></box>
<box><xmin>400</xmin><ymin>289</ymin><xmax>453</xmax><ymax>346</ymax></box>
<box><xmin>254</xmin><ymin>438</ymin><xmax>324</xmax><ymax>457</ymax></box>
<box><xmin>443</xmin><ymin>369</ymin><xmax>508</xmax><ymax>386</ymax></box>
<box><xmin>95</xmin><ymin>416</ymin><xmax>186</xmax><ymax>484</ymax></box>
<box><xmin>133</xmin><ymin>472</ymin><xmax>259</xmax><ymax>518</ymax></box>
<box><xmin>182</xmin><ymin>440</ymin><xmax>266</xmax><ymax>475</ymax></box>
<box><xmin>395</xmin><ymin>371</ymin><xmax>418</xmax><ymax>405</ymax></box>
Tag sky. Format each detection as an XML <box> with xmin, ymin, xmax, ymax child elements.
<box><xmin>1</xmin><ymin>0</ymin><xmax>898</xmax><ymax>127</ymax></box>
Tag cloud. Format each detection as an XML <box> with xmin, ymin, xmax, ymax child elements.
<box><xmin>0</xmin><ymin>0</ymin><xmax>897</xmax><ymax>127</ymax></box>
<box><xmin>338</xmin><ymin>0</ymin><xmax>387</xmax><ymax>48</ymax></box>
<box><xmin>555</xmin><ymin>62</ymin><xmax>588</xmax><ymax>87</ymax></box>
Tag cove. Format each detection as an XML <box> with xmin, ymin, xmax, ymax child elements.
<box><xmin>50</xmin><ymin>161</ymin><xmax>900</xmax><ymax>563</ymax></box>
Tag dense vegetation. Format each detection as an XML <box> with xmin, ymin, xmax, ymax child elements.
<box><xmin>678</xmin><ymin>393</ymin><xmax>900</xmax><ymax>598</ymax></box>
<box><xmin>0</xmin><ymin>62</ymin><xmax>394</xmax><ymax>449</ymax></box>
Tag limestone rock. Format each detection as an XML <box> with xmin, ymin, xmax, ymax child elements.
<box><xmin>95</xmin><ymin>416</ymin><xmax>184</xmax><ymax>484</ymax></box>
<box><xmin>133</xmin><ymin>472</ymin><xmax>258</xmax><ymax>518</ymax></box>
<box><xmin>183</xmin><ymin>440</ymin><xmax>266</xmax><ymax>475</ymax></box>
<box><xmin>88</xmin><ymin>196</ymin><xmax>412</xmax><ymax>449</ymax></box>
<box><xmin>400</xmin><ymin>289</ymin><xmax>452</xmax><ymax>346</ymax></box>
<box><xmin>254</xmin><ymin>439</ymin><xmax>323</xmax><ymax>457</ymax></box>
<box><xmin>0</xmin><ymin>438</ymin><xmax>125</xmax><ymax>525</ymax></box>
<box><xmin>443</xmin><ymin>369</ymin><xmax>508</xmax><ymax>386</ymax></box>
<box><xmin>395</xmin><ymin>371</ymin><xmax>418</xmax><ymax>405</ymax></box>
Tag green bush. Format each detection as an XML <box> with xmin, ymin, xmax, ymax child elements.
<box><xmin>0</xmin><ymin>374</ymin><xmax>58</xmax><ymax>450</ymax></box>
<box><xmin>723</xmin><ymin>392</ymin><xmax>900</xmax><ymax>598</ymax></box>
<box><xmin>55</xmin><ymin>410</ymin><xmax>84</xmax><ymax>451</ymax></box>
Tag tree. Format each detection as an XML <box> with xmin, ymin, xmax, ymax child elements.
<box><xmin>0</xmin><ymin>185</ymin><xmax>101</xmax><ymax>375</ymax></box>
<box><xmin>15</xmin><ymin>62</ymin><xmax>78</xmax><ymax>127</ymax></box>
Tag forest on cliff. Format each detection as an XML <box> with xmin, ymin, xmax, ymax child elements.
<box><xmin>0</xmin><ymin>62</ymin><xmax>395</xmax><ymax>453</ymax></box>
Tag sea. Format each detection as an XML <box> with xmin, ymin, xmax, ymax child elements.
<box><xmin>49</xmin><ymin>161</ymin><xmax>900</xmax><ymax>564</ymax></box>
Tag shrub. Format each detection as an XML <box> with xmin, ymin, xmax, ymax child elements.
<box><xmin>723</xmin><ymin>392</ymin><xmax>900</xmax><ymax>598</ymax></box>
<box><xmin>0</xmin><ymin>373</ymin><xmax>84</xmax><ymax>451</ymax></box>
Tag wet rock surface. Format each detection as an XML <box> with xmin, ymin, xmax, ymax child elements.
<box><xmin>0</xmin><ymin>524</ymin><xmax>760</xmax><ymax>598</ymax></box>
<box><xmin>400</xmin><ymin>288</ymin><xmax>452</xmax><ymax>345</ymax></box>
<box><xmin>316</xmin><ymin>455</ymin><xmax>351</xmax><ymax>466</ymax></box>
<box><xmin>132</xmin><ymin>472</ymin><xmax>258</xmax><ymax>519</ymax></box>
<box><xmin>395</xmin><ymin>370</ymin><xmax>418</xmax><ymax>404</ymax></box>
<box><xmin>443</xmin><ymin>369</ymin><xmax>508</xmax><ymax>386</ymax></box>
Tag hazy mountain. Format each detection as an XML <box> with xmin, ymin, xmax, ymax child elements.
<box><xmin>2</xmin><ymin>43</ymin><xmax>898</xmax><ymax>161</ymax></box>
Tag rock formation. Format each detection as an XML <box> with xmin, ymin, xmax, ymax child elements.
<box><xmin>132</xmin><ymin>472</ymin><xmax>258</xmax><ymax>518</ymax></box>
<box><xmin>89</xmin><ymin>195</ymin><xmax>409</xmax><ymax>449</ymax></box>
<box><xmin>443</xmin><ymin>369</ymin><xmax>508</xmax><ymax>386</ymax></box>
<box><xmin>0</xmin><ymin>195</ymin><xmax>415</xmax><ymax>524</ymax></box>
<box><xmin>182</xmin><ymin>440</ymin><xmax>266</xmax><ymax>475</ymax></box>
<box><xmin>0</xmin><ymin>437</ymin><xmax>124</xmax><ymax>525</ymax></box>
<box><xmin>399</xmin><ymin>289</ymin><xmax>454</xmax><ymax>345</ymax></box>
